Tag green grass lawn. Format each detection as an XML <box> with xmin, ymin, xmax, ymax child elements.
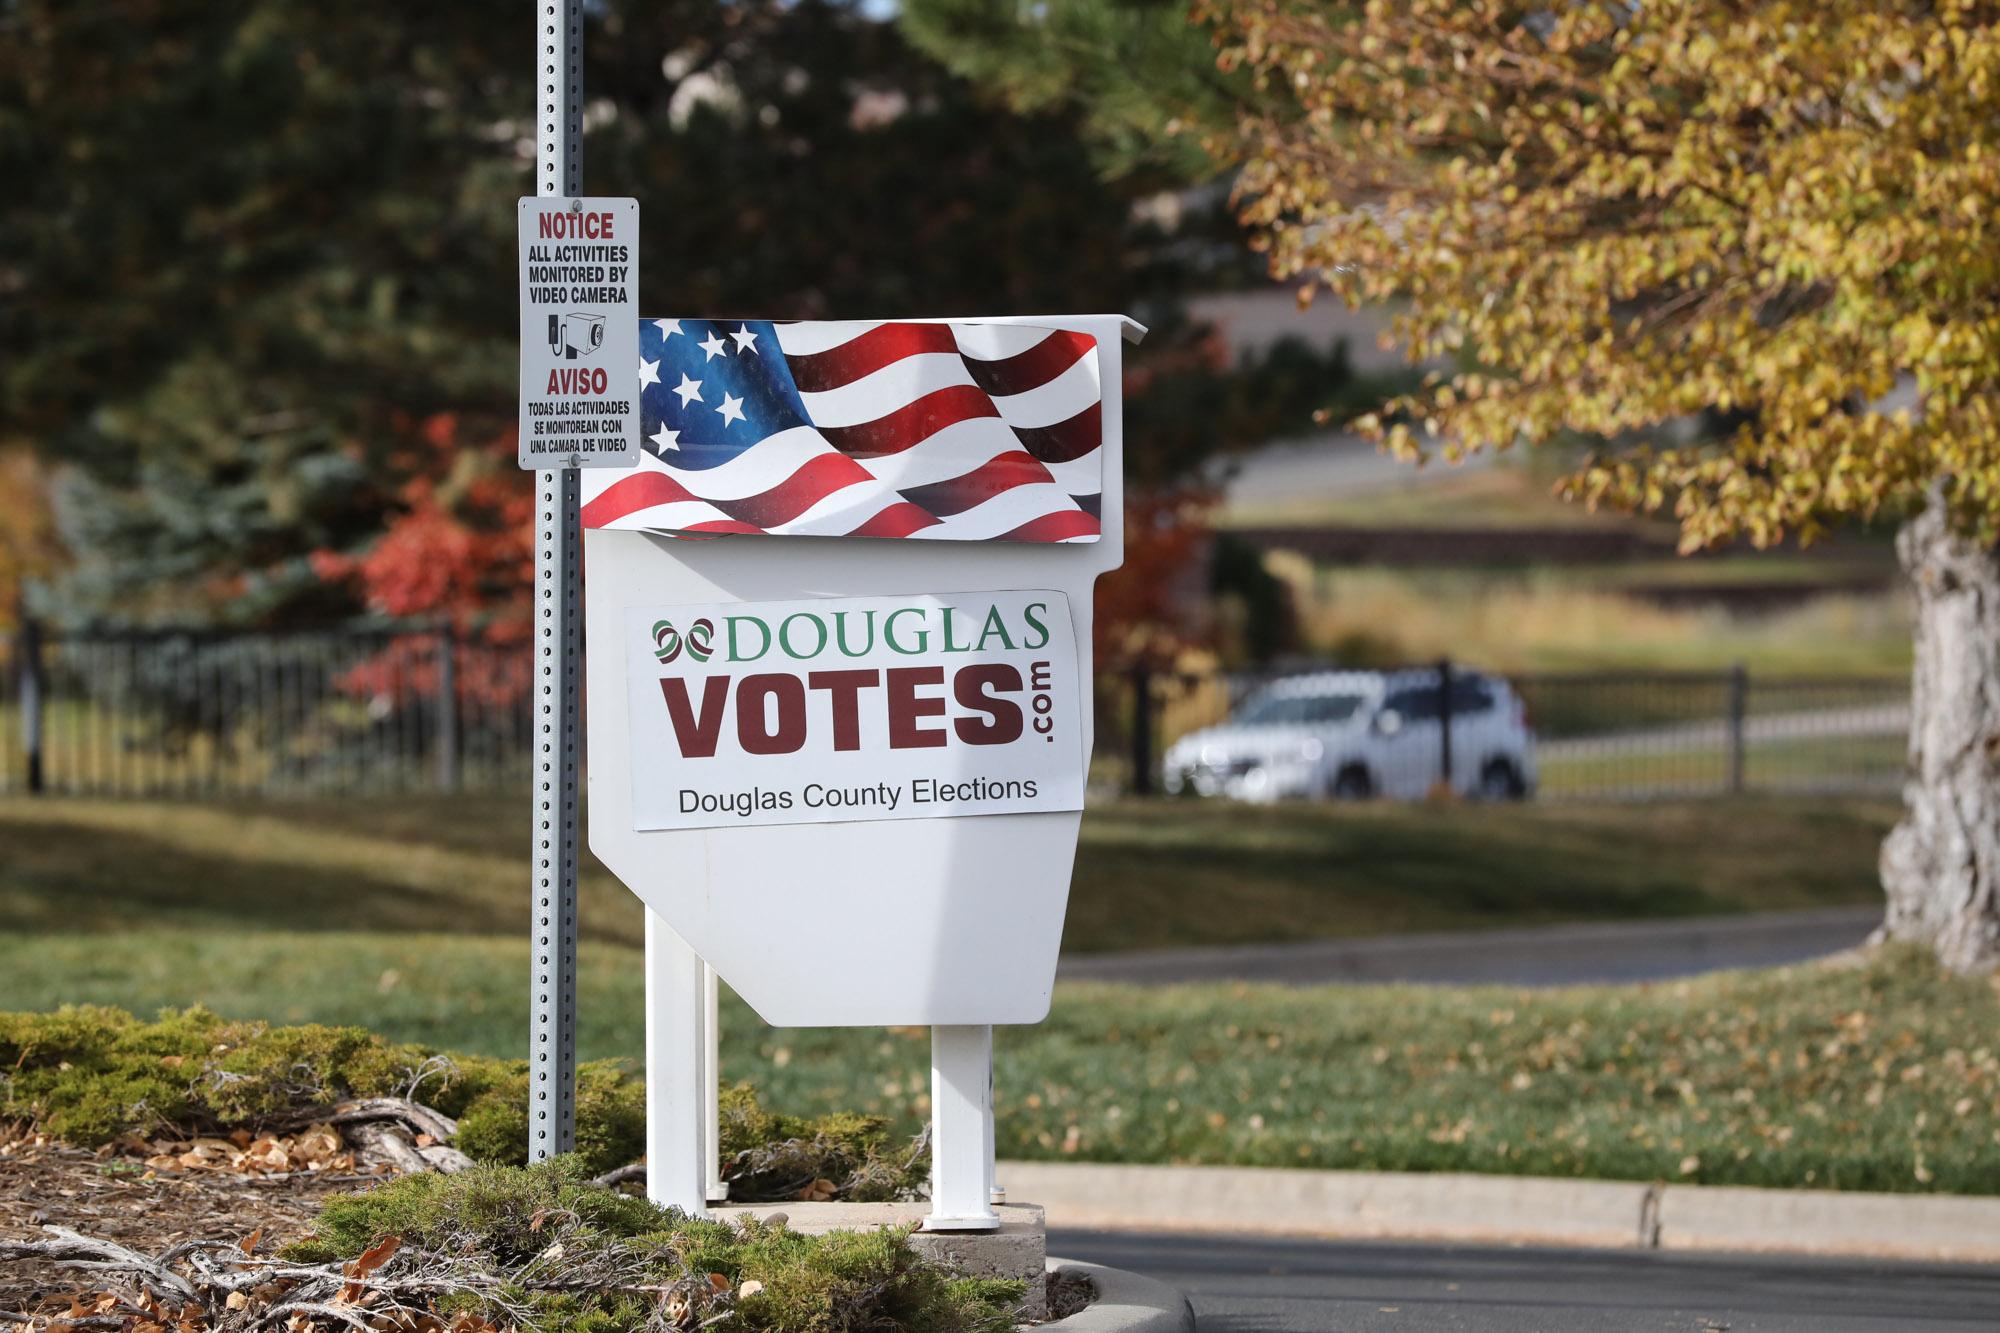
<box><xmin>1537</xmin><ymin>734</ymin><xmax>1906</xmax><ymax>799</ymax></box>
<box><xmin>2</xmin><ymin>791</ymin><xmax>1985</xmax><ymax>1196</ymax></box>
<box><xmin>2</xmin><ymin>931</ymin><xmax>1992</xmax><ymax>1195</ymax></box>
<box><xmin>1068</xmin><ymin>795</ymin><xmax>1894</xmax><ymax>948</ymax></box>
<box><xmin>0</xmin><ymin>793</ymin><xmax>1895</xmax><ymax>955</ymax></box>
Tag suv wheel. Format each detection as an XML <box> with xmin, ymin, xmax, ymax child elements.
<box><xmin>1329</xmin><ymin>765</ymin><xmax>1374</xmax><ymax>801</ymax></box>
<box><xmin>1477</xmin><ymin>758</ymin><xmax>1527</xmax><ymax>801</ymax></box>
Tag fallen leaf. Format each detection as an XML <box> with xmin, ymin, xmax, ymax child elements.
<box><xmin>353</xmin><ymin>1235</ymin><xmax>402</xmax><ymax>1277</ymax></box>
<box><xmin>340</xmin><ymin>1233</ymin><xmax>404</xmax><ymax>1301</ymax></box>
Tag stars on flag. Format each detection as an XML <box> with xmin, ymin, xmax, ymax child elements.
<box><xmin>672</xmin><ymin>373</ymin><xmax>704</xmax><ymax>407</ymax></box>
<box><xmin>649</xmin><ymin>423</ymin><xmax>681</xmax><ymax>452</ymax></box>
<box><xmin>653</xmin><ymin>318</ymin><xmax>683</xmax><ymax>340</ymax></box>
<box><xmin>715</xmin><ymin>392</ymin><xmax>747</xmax><ymax>427</ymax></box>
<box><xmin>699</xmin><ymin>330</ymin><xmax>730</xmax><ymax>361</ymax></box>
<box><xmin>637</xmin><ymin>357</ymin><xmax>661</xmax><ymax>390</ymax></box>
<box><xmin>730</xmin><ymin>324</ymin><xmax>759</xmax><ymax>355</ymax></box>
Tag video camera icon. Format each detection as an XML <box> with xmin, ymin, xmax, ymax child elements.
<box><xmin>548</xmin><ymin>311</ymin><xmax>606</xmax><ymax>360</ymax></box>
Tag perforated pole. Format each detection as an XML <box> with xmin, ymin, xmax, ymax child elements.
<box><xmin>529</xmin><ymin>0</ymin><xmax>585</xmax><ymax>1164</ymax></box>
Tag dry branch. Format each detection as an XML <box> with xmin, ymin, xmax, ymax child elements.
<box><xmin>260</xmin><ymin>1300</ymin><xmax>382</xmax><ymax>1332</ymax></box>
<box><xmin>588</xmin><ymin>1162</ymin><xmax>646</xmax><ymax>1190</ymax></box>
<box><xmin>418</xmin><ymin>1143</ymin><xmax>476</xmax><ymax>1173</ymax></box>
<box><xmin>341</xmin><ymin>1121</ymin><xmax>434</xmax><ymax>1176</ymax></box>
<box><xmin>271</xmin><ymin>1098</ymin><xmax>471</xmax><ymax>1176</ymax></box>
<box><xmin>0</xmin><ymin>1227</ymin><xmax>201</xmax><ymax>1303</ymax></box>
<box><xmin>0</xmin><ymin>1224</ymin><xmax>522</xmax><ymax>1332</ymax></box>
<box><xmin>281</xmin><ymin>1098</ymin><xmax>459</xmax><ymax>1142</ymax></box>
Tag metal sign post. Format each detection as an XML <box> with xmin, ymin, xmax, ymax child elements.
<box><xmin>518</xmin><ymin>169</ymin><xmax>640</xmax><ymax>1162</ymax></box>
<box><xmin>528</xmin><ymin>0</ymin><xmax>585</xmax><ymax>1164</ymax></box>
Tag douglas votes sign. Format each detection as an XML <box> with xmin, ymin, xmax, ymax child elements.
<box><xmin>623</xmin><ymin>590</ymin><xmax>1082</xmax><ymax>831</ymax></box>
<box><xmin>584</xmin><ymin>315</ymin><xmax>1144</xmax><ymax>1027</ymax></box>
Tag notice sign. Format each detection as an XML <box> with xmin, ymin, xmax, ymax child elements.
<box><xmin>624</xmin><ymin>590</ymin><xmax>1084</xmax><ymax>831</ymax></box>
<box><xmin>517</xmin><ymin>196</ymin><xmax>641</xmax><ymax>469</ymax></box>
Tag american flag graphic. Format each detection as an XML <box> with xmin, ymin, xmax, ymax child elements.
<box><xmin>579</xmin><ymin>319</ymin><xmax>1103</xmax><ymax>542</ymax></box>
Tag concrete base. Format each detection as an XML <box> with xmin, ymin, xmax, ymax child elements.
<box><xmin>713</xmin><ymin>1201</ymin><xmax>1048</xmax><ymax>1319</ymax></box>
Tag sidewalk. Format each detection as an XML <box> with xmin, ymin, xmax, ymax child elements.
<box><xmin>1000</xmin><ymin>1160</ymin><xmax>2000</xmax><ymax>1264</ymax></box>
<box><xmin>1056</xmin><ymin>905</ymin><xmax>1881</xmax><ymax>988</ymax></box>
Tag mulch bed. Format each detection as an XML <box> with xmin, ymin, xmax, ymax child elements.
<box><xmin>2</xmin><ymin>1130</ymin><xmax>1092</xmax><ymax>1329</ymax></box>
<box><xmin>0</xmin><ymin>1135</ymin><xmax>381</xmax><ymax>1318</ymax></box>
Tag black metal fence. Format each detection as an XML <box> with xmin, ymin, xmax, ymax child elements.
<box><xmin>1516</xmin><ymin>669</ymin><xmax>1906</xmax><ymax>800</ymax></box>
<box><xmin>3</xmin><ymin>621</ymin><xmax>1910</xmax><ymax>804</ymax></box>
<box><xmin>1</xmin><ymin>620</ymin><xmax>533</xmax><ymax>797</ymax></box>
<box><xmin>1127</xmin><ymin>660</ymin><xmax>1908</xmax><ymax>802</ymax></box>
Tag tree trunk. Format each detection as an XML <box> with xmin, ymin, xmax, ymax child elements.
<box><xmin>1878</xmin><ymin>485</ymin><xmax>2000</xmax><ymax>973</ymax></box>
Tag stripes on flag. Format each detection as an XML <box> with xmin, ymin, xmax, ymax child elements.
<box><xmin>580</xmin><ymin>320</ymin><xmax>1103</xmax><ymax>543</ymax></box>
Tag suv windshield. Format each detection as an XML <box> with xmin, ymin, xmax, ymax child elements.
<box><xmin>1233</xmin><ymin>692</ymin><xmax>1366</xmax><ymax>727</ymax></box>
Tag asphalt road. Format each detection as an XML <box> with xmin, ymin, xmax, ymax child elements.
<box><xmin>1055</xmin><ymin>906</ymin><xmax>1881</xmax><ymax>989</ymax></box>
<box><xmin>1052</xmin><ymin>1228</ymin><xmax>2000</xmax><ymax>1332</ymax></box>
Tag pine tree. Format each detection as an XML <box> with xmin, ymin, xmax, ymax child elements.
<box><xmin>1</xmin><ymin>0</ymin><xmax>522</xmax><ymax>623</ymax></box>
<box><xmin>0</xmin><ymin>0</ymin><xmax>1158</xmax><ymax>627</ymax></box>
<box><xmin>899</xmin><ymin>0</ymin><xmax>1240</xmax><ymax>181</ymax></box>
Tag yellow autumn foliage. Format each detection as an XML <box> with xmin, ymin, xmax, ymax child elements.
<box><xmin>1209</xmin><ymin>0</ymin><xmax>2000</xmax><ymax>549</ymax></box>
<box><xmin>0</xmin><ymin>447</ymin><xmax>60</xmax><ymax>625</ymax></box>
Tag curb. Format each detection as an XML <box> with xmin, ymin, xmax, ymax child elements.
<box><xmin>1002</xmin><ymin>1160</ymin><xmax>2000</xmax><ymax>1263</ymax></box>
<box><xmin>1652</xmin><ymin>1182</ymin><xmax>2000</xmax><ymax>1260</ymax></box>
<box><xmin>1042</xmin><ymin>1257</ymin><xmax>1195</xmax><ymax>1332</ymax></box>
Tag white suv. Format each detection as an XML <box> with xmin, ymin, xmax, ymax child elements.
<box><xmin>1163</xmin><ymin>668</ymin><xmax>1537</xmax><ymax>802</ymax></box>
